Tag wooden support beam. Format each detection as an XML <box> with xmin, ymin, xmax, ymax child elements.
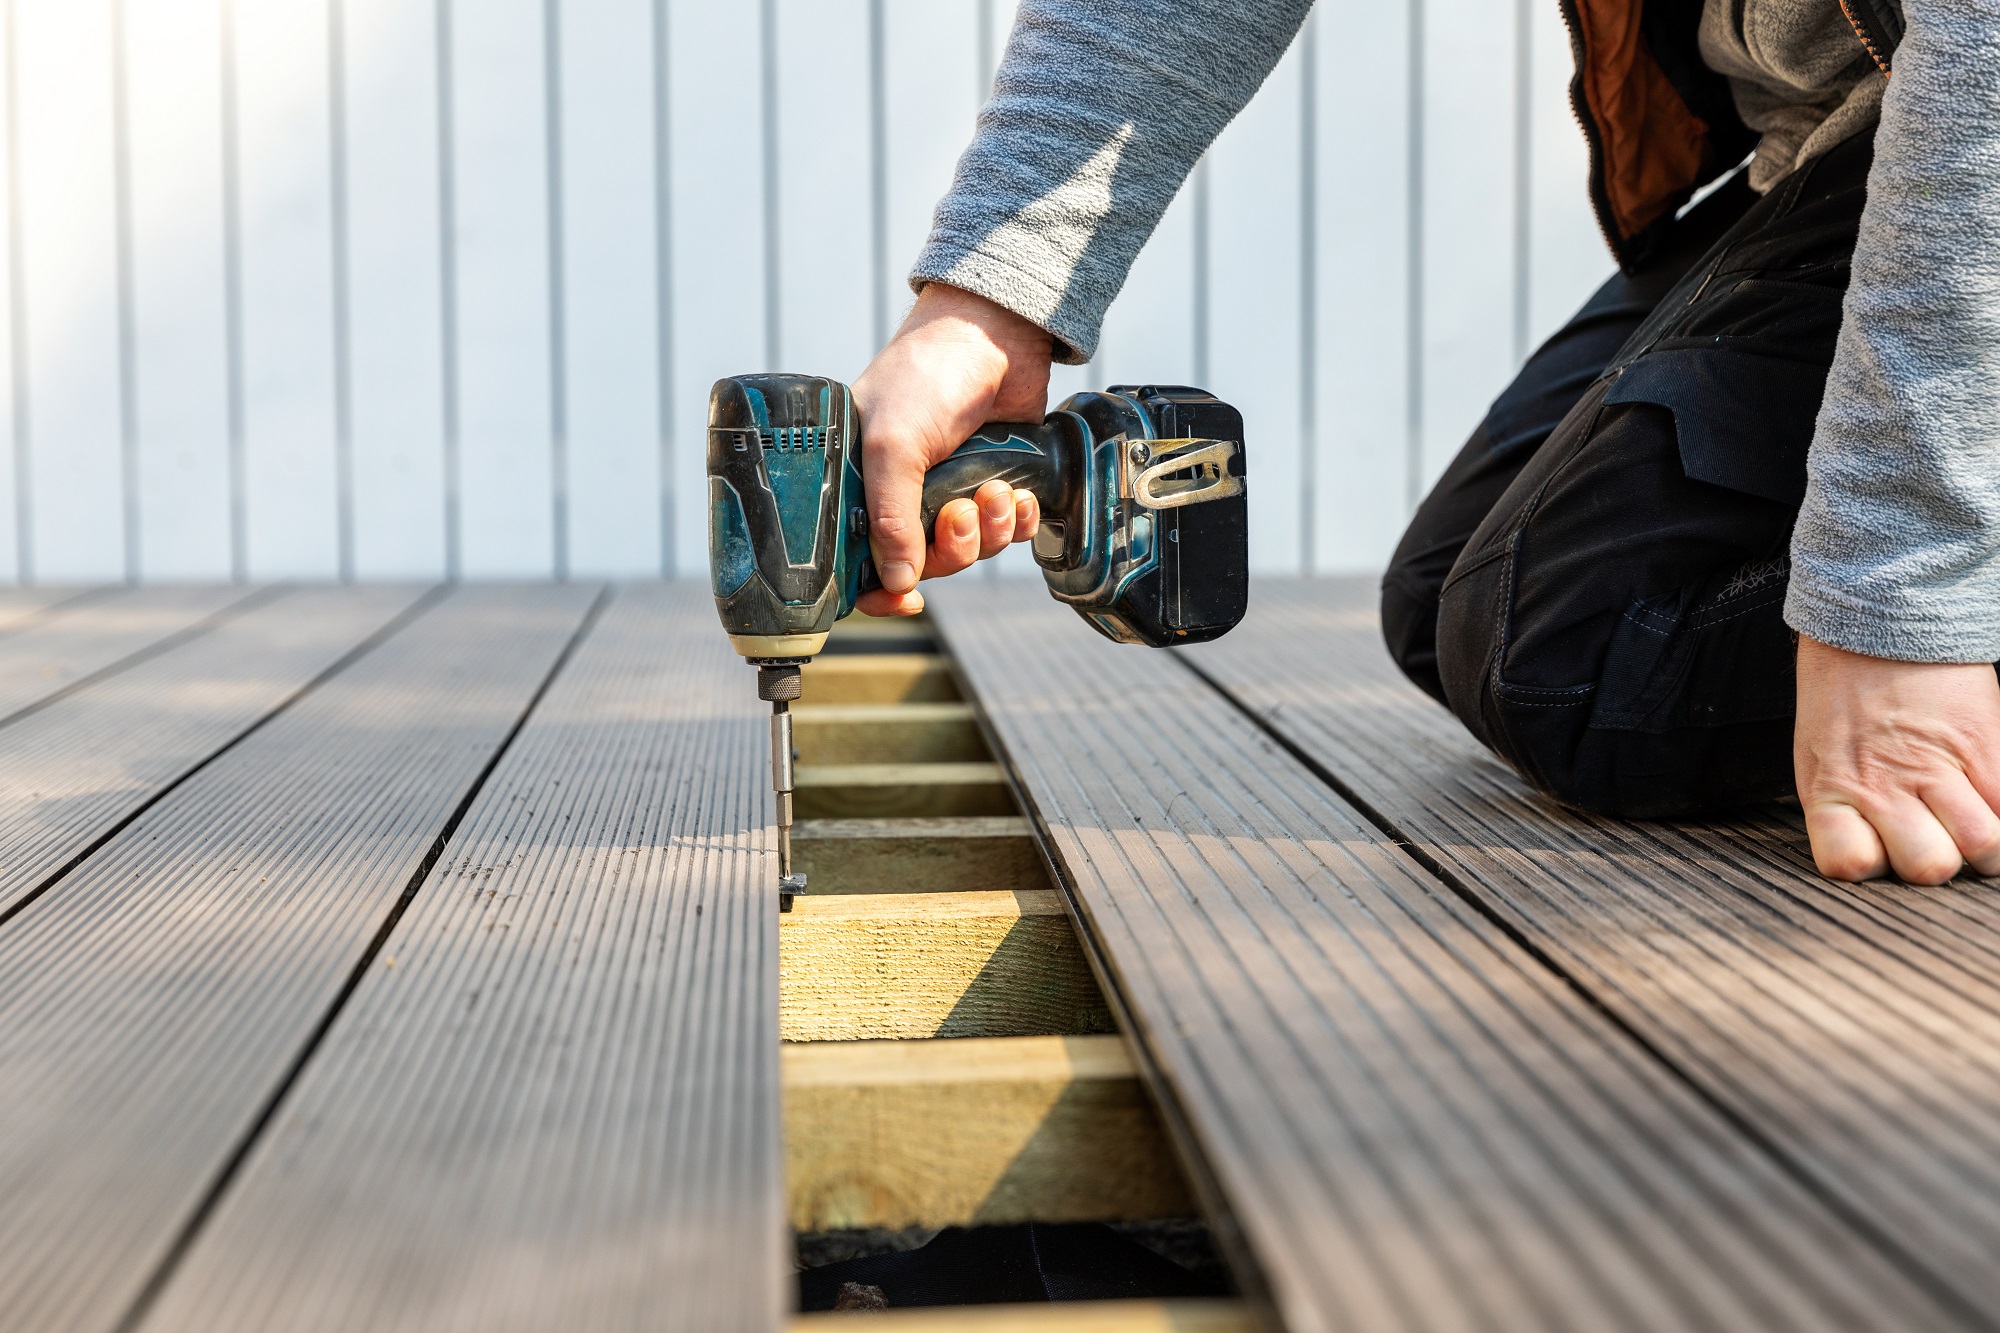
<box><xmin>782</xmin><ymin>889</ymin><xmax>1111</xmax><ymax>1040</ymax></box>
<box><xmin>795</xmin><ymin>762</ymin><xmax>1014</xmax><ymax>819</ymax></box>
<box><xmin>789</xmin><ymin>1300</ymin><xmax>1255</xmax><ymax>1331</ymax></box>
<box><xmin>784</xmin><ymin>1036</ymin><xmax>1193</xmax><ymax>1231</ymax></box>
<box><xmin>792</xmin><ymin>701</ymin><xmax>986</xmax><ymax>764</ymax></box>
<box><xmin>804</xmin><ymin>653</ymin><xmax>959</xmax><ymax>704</ymax></box>
<box><xmin>793</xmin><ymin>817</ymin><xmax>1046</xmax><ymax>893</ymax></box>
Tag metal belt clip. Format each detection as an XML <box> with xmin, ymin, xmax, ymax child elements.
<box><xmin>1127</xmin><ymin>438</ymin><xmax>1244</xmax><ymax>511</ymax></box>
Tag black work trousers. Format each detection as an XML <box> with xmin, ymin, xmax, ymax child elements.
<box><xmin>1382</xmin><ymin>129</ymin><xmax>1874</xmax><ymax>817</ymax></box>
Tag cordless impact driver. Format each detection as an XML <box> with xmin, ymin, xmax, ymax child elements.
<box><xmin>707</xmin><ymin>373</ymin><xmax>1249</xmax><ymax>904</ymax></box>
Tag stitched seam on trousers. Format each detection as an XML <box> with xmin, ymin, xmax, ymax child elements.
<box><xmin>1698</xmin><ymin>573</ymin><xmax>1791</xmax><ymax>610</ymax></box>
<box><xmin>1488</xmin><ymin>531</ymin><xmax>1518</xmax><ymax>697</ymax></box>
<box><xmin>1477</xmin><ymin>532</ymin><xmax>1529</xmax><ymax>767</ymax></box>
<box><xmin>1495</xmin><ymin>682</ymin><xmax>1596</xmax><ymax>697</ymax></box>
<box><xmin>1621</xmin><ymin>610</ymin><xmax>1674</xmax><ymax>637</ymax></box>
<box><xmin>1687</xmin><ymin>588</ymin><xmax>1788</xmax><ymax>631</ymax></box>
<box><xmin>1437</xmin><ymin>540</ymin><xmax>1514</xmax><ymax>597</ymax></box>
<box><xmin>1487</xmin><ymin>414</ymin><xmax>1617</xmax><ymax>707</ymax></box>
<box><xmin>1444</xmin><ymin>388</ymin><xmax>1613</xmax><ymax>604</ymax></box>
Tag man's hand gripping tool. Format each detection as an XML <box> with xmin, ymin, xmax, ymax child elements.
<box><xmin>706</xmin><ymin>374</ymin><xmax>1249</xmax><ymax>906</ymax></box>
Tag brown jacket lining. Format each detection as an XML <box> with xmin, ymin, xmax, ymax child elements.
<box><xmin>1573</xmin><ymin>0</ymin><xmax>1715</xmax><ymax>245</ymax></box>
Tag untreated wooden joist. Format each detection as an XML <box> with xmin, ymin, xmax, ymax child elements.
<box><xmin>792</xmin><ymin>816</ymin><xmax>1046</xmax><ymax>894</ymax></box>
<box><xmin>795</xmin><ymin>762</ymin><xmax>1013</xmax><ymax>819</ymax></box>
<box><xmin>789</xmin><ymin>1299</ymin><xmax>1254</xmax><ymax>1331</ymax></box>
<box><xmin>803</xmin><ymin>652</ymin><xmax>959</xmax><ymax>704</ymax></box>
<box><xmin>792</xmin><ymin>701</ymin><xmax>985</xmax><ymax>764</ymax></box>
<box><xmin>781</xmin><ymin>889</ymin><xmax>1110</xmax><ymax>1040</ymax></box>
<box><xmin>819</xmin><ymin>614</ymin><xmax>937</xmax><ymax>656</ymax></box>
<box><xmin>784</xmin><ymin>1035</ymin><xmax>1192</xmax><ymax>1231</ymax></box>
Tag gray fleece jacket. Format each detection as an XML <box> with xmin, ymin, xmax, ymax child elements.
<box><xmin>909</xmin><ymin>0</ymin><xmax>2000</xmax><ymax>665</ymax></box>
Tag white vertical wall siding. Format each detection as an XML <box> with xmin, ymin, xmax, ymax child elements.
<box><xmin>1420</xmin><ymin>0</ymin><xmax>1517</xmax><ymax>503</ymax></box>
<box><xmin>1315</xmin><ymin>0</ymin><xmax>1413</xmax><ymax>574</ymax></box>
<box><xmin>560</xmin><ymin>0</ymin><xmax>661</xmax><ymax>578</ymax></box>
<box><xmin>1527</xmin><ymin>0</ymin><xmax>1610</xmax><ymax>341</ymax></box>
<box><xmin>126</xmin><ymin>0</ymin><xmax>232</xmax><ymax>580</ymax></box>
<box><xmin>0</xmin><ymin>0</ymin><xmax>1609</xmax><ymax>584</ymax></box>
<box><xmin>0</xmin><ymin>4</ymin><xmax>18</xmax><ymax>584</ymax></box>
<box><xmin>18</xmin><ymin>1</ymin><xmax>123</xmax><ymax>582</ymax></box>
<box><xmin>450</xmin><ymin>0</ymin><xmax>554</xmax><ymax>578</ymax></box>
<box><xmin>237</xmin><ymin>0</ymin><xmax>342</xmax><ymax>578</ymax></box>
<box><xmin>665</xmin><ymin>0</ymin><xmax>762</xmax><ymax>580</ymax></box>
<box><xmin>1209</xmin><ymin>38</ymin><xmax>1305</xmax><ymax>574</ymax></box>
<box><xmin>881</xmin><ymin>0</ymin><xmax>979</xmax><ymax>359</ymax></box>
<box><xmin>343</xmin><ymin>0</ymin><xmax>447</xmax><ymax>580</ymax></box>
<box><xmin>773</xmin><ymin>0</ymin><xmax>871</xmax><ymax>385</ymax></box>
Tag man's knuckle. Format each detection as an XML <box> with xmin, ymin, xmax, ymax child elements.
<box><xmin>870</xmin><ymin>512</ymin><xmax>916</xmax><ymax>541</ymax></box>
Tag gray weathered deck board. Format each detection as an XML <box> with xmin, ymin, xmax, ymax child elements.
<box><xmin>931</xmin><ymin>582</ymin><xmax>1961</xmax><ymax>1333</ymax></box>
<box><xmin>0</xmin><ymin>583</ymin><xmax>262</xmax><ymax>722</ymax></box>
<box><xmin>0</xmin><ymin>585</ymin><xmax>111</xmax><ymax>636</ymax></box>
<box><xmin>0</xmin><ymin>583</ymin><xmax>597</xmax><ymax>1333</ymax></box>
<box><xmin>0</xmin><ymin>584</ymin><xmax>430</xmax><ymax>917</ymax></box>
<box><xmin>143</xmin><ymin>584</ymin><xmax>782</xmax><ymax>1333</ymax></box>
<box><xmin>1183</xmin><ymin>576</ymin><xmax>2000</xmax><ymax>1320</ymax></box>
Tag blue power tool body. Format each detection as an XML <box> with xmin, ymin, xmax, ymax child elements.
<box><xmin>707</xmin><ymin>372</ymin><xmax>1248</xmax><ymax>900</ymax></box>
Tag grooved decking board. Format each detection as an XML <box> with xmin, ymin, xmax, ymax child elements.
<box><xmin>142</xmin><ymin>584</ymin><xmax>782</xmax><ymax>1333</ymax></box>
<box><xmin>0</xmin><ymin>583</ymin><xmax>597</xmax><ymax>1333</ymax></box>
<box><xmin>1183</xmin><ymin>577</ymin><xmax>2000</xmax><ymax>1320</ymax></box>
<box><xmin>0</xmin><ymin>584</ymin><xmax>107</xmax><ymax>635</ymax></box>
<box><xmin>0</xmin><ymin>584</ymin><xmax>260</xmax><ymax>721</ymax></box>
<box><xmin>929</xmin><ymin>582</ymin><xmax>1960</xmax><ymax>1333</ymax></box>
<box><xmin>0</xmin><ymin>584</ymin><xmax>431</xmax><ymax>916</ymax></box>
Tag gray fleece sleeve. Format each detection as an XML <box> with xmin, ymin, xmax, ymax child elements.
<box><xmin>1785</xmin><ymin>0</ymin><xmax>2000</xmax><ymax>661</ymax></box>
<box><xmin>909</xmin><ymin>0</ymin><xmax>1314</xmax><ymax>363</ymax></box>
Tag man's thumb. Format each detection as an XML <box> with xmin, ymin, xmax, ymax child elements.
<box><xmin>865</xmin><ymin>448</ymin><xmax>928</xmax><ymax>595</ymax></box>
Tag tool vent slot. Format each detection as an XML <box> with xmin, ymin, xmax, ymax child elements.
<box><xmin>762</xmin><ymin>427</ymin><xmax>836</xmax><ymax>452</ymax></box>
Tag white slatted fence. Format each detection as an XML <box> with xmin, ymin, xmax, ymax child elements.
<box><xmin>0</xmin><ymin>0</ymin><xmax>1611</xmax><ymax>583</ymax></box>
